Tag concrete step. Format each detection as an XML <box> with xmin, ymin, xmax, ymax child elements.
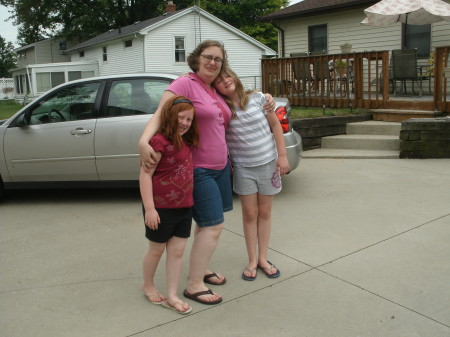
<box><xmin>303</xmin><ymin>148</ymin><xmax>399</xmax><ymax>159</ymax></box>
<box><xmin>346</xmin><ymin>121</ymin><xmax>401</xmax><ymax>136</ymax></box>
<box><xmin>321</xmin><ymin>134</ymin><xmax>400</xmax><ymax>150</ymax></box>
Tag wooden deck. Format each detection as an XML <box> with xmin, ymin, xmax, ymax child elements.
<box><xmin>261</xmin><ymin>46</ymin><xmax>450</xmax><ymax>113</ymax></box>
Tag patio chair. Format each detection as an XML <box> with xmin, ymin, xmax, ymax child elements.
<box><xmin>313</xmin><ymin>58</ymin><xmax>331</xmax><ymax>96</ymax></box>
<box><xmin>391</xmin><ymin>49</ymin><xmax>423</xmax><ymax>96</ymax></box>
<box><xmin>330</xmin><ymin>60</ymin><xmax>354</xmax><ymax>97</ymax></box>
<box><xmin>292</xmin><ymin>56</ymin><xmax>313</xmax><ymax>95</ymax></box>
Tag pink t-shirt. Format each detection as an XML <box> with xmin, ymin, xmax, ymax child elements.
<box><xmin>150</xmin><ymin>134</ymin><xmax>194</xmax><ymax>208</ymax></box>
<box><xmin>168</xmin><ymin>74</ymin><xmax>232</xmax><ymax>170</ymax></box>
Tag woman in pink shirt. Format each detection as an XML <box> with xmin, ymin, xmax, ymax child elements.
<box><xmin>138</xmin><ymin>40</ymin><xmax>275</xmax><ymax>305</ymax></box>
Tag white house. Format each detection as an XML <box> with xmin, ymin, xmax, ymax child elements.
<box><xmin>10</xmin><ymin>2</ymin><xmax>275</xmax><ymax>101</ymax></box>
<box><xmin>262</xmin><ymin>0</ymin><xmax>450</xmax><ymax>61</ymax></box>
<box><xmin>66</xmin><ymin>4</ymin><xmax>275</xmax><ymax>90</ymax></box>
<box><xmin>11</xmin><ymin>38</ymin><xmax>98</xmax><ymax>102</ymax></box>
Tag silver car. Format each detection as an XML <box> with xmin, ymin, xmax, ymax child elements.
<box><xmin>0</xmin><ymin>74</ymin><xmax>302</xmax><ymax>198</ymax></box>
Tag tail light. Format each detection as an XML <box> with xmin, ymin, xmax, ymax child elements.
<box><xmin>275</xmin><ymin>106</ymin><xmax>289</xmax><ymax>133</ymax></box>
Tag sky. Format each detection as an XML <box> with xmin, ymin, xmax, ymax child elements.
<box><xmin>0</xmin><ymin>0</ymin><xmax>304</xmax><ymax>47</ymax></box>
<box><xmin>0</xmin><ymin>5</ymin><xmax>17</xmax><ymax>46</ymax></box>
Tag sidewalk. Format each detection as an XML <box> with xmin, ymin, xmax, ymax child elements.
<box><xmin>1</xmin><ymin>159</ymin><xmax>449</xmax><ymax>337</ymax></box>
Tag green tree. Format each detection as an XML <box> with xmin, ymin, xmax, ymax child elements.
<box><xmin>0</xmin><ymin>35</ymin><xmax>16</xmax><ymax>77</ymax></box>
<box><xmin>199</xmin><ymin>0</ymin><xmax>288</xmax><ymax>51</ymax></box>
<box><xmin>1</xmin><ymin>0</ymin><xmax>287</xmax><ymax>50</ymax></box>
<box><xmin>0</xmin><ymin>0</ymin><xmax>166</xmax><ymax>45</ymax></box>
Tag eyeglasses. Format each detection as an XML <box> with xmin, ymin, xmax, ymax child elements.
<box><xmin>200</xmin><ymin>54</ymin><xmax>223</xmax><ymax>64</ymax></box>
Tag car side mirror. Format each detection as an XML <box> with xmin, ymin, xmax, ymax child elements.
<box><xmin>14</xmin><ymin>113</ymin><xmax>30</xmax><ymax>127</ymax></box>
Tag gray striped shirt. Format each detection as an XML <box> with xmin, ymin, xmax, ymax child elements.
<box><xmin>226</xmin><ymin>92</ymin><xmax>277</xmax><ymax>167</ymax></box>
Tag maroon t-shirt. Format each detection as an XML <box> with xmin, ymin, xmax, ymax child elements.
<box><xmin>150</xmin><ymin>134</ymin><xmax>194</xmax><ymax>208</ymax></box>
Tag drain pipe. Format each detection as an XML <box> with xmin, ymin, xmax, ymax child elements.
<box><xmin>270</xmin><ymin>21</ymin><xmax>285</xmax><ymax>58</ymax></box>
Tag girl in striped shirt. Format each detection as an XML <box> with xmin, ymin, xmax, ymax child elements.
<box><xmin>214</xmin><ymin>66</ymin><xmax>290</xmax><ymax>281</ymax></box>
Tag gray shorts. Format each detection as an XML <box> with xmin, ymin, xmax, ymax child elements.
<box><xmin>232</xmin><ymin>159</ymin><xmax>282</xmax><ymax>196</ymax></box>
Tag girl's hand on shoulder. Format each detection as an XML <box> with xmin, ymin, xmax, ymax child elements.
<box><xmin>263</xmin><ymin>93</ymin><xmax>275</xmax><ymax>113</ymax></box>
<box><xmin>139</xmin><ymin>142</ymin><xmax>160</xmax><ymax>172</ymax></box>
<box><xmin>145</xmin><ymin>208</ymin><xmax>160</xmax><ymax>230</ymax></box>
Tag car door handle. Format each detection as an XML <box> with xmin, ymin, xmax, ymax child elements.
<box><xmin>71</xmin><ymin>128</ymin><xmax>92</xmax><ymax>135</ymax></box>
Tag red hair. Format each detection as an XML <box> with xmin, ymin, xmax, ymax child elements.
<box><xmin>158</xmin><ymin>95</ymin><xmax>199</xmax><ymax>150</ymax></box>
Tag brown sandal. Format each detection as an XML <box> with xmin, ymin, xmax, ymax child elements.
<box><xmin>183</xmin><ymin>289</ymin><xmax>222</xmax><ymax>305</ymax></box>
<box><xmin>203</xmin><ymin>272</ymin><xmax>226</xmax><ymax>285</ymax></box>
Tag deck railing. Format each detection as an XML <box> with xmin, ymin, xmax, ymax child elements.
<box><xmin>261</xmin><ymin>46</ymin><xmax>450</xmax><ymax>113</ymax></box>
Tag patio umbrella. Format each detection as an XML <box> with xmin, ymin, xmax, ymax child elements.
<box><xmin>361</xmin><ymin>0</ymin><xmax>450</xmax><ymax>26</ymax></box>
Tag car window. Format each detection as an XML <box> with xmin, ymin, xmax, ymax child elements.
<box><xmin>28</xmin><ymin>82</ymin><xmax>101</xmax><ymax>125</ymax></box>
<box><xmin>106</xmin><ymin>78</ymin><xmax>171</xmax><ymax>117</ymax></box>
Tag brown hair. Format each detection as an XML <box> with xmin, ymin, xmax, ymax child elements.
<box><xmin>158</xmin><ymin>95</ymin><xmax>199</xmax><ymax>150</ymax></box>
<box><xmin>187</xmin><ymin>40</ymin><xmax>228</xmax><ymax>72</ymax></box>
<box><xmin>215</xmin><ymin>64</ymin><xmax>252</xmax><ymax>115</ymax></box>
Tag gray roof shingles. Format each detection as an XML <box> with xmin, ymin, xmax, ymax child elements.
<box><xmin>261</xmin><ymin>0</ymin><xmax>376</xmax><ymax>21</ymax></box>
<box><xmin>67</xmin><ymin>9</ymin><xmax>183</xmax><ymax>52</ymax></box>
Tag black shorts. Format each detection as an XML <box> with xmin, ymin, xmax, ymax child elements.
<box><xmin>143</xmin><ymin>206</ymin><xmax>192</xmax><ymax>243</ymax></box>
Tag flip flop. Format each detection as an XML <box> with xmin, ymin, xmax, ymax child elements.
<box><xmin>203</xmin><ymin>272</ymin><xmax>226</xmax><ymax>285</ymax></box>
<box><xmin>144</xmin><ymin>293</ymin><xmax>165</xmax><ymax>305</ymax></box>
<box><xmin>242</xmin><ymin>267</ymin><xmax>257</xmax><ymax>281</ymax></box>
<box><xmin>161</xmin><ymin>300</ymin><xmax>192</xmax><ymax>315</ymax></box>
<box><xmin>258</xmin><ymin>261</ymin><xmax>280</xmax><ymax>278</ymax></box>
<box><xmin>183</xmin><ymin>289</ymin><xmax>222</xmax><ymax>305</ymax></box>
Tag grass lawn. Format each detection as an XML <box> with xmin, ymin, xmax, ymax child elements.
<box><xmin>0</xmin><ymin>100</ymin><xmax>23</xmax><ymax>120</ymax></box>
<box><xmin>291</xmin><ymin>106</ymin><xmax>370</xmax><ymax>119</ymax></box>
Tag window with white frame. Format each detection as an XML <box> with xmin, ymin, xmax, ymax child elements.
<box><xmin>308</xmin><ymin>24</ymin><xmax>327</xmax><ymax>53</ymax></box>
<box><xmin>175</xmin><ymin>37</ymin><xmax>186</xmax><ymax>62</ymax></box>
<box><xmin>103</xmin><ymin>46</ymin><xmax>108</xmax><ymax>62</ymax></box>
<box><xmin>36</xmin><ymin>72</ymin><xmax>65</xmax><ymax>92</ymax></box>
<box><xmin>68</xmin><ymin>71</ymin><xmax>95</xmax><ymax>81</ymax></box>
<box><xmin>124</xmin><ymin>39</ymin><xmax>132</xmax><ymax>48</ymax></box>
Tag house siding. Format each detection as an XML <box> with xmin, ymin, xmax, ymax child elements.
<box><xmin>279</xmin><ymin>10</ymin><xmax>450</xmax><ymax>57</ymax></box>
<box><xmin>16</xmin><ymin>39</ymin><xmax>72</xmax><ymax>68</ymax></box>
<box><xmin>16</xmin><ymin>48</ymin><xmax>36</xmax><ymax>68</ymax></box>
<box><xmin>279</xmin><ymin>8</ymin><xmax>450</xmax><ymax>58</ymax></box>
<box><xmin>70</xmin><ymin>38</ymin><xmax>145</xmax><ymax>76</ymax></box>
<box><xmin>276</xmin><ymin>8</ymin><xmax>449</xmax><ymax>94</ymax></box>
<box><xmin>281</xmin><ymin>9</ymin><xmax>399</xmax><ymax>56</ymax></box>
<box><xmin>143</xmin><ymin>12</ymin><xmax>266</xmax><ymax>89</ymax></box>
<box><xmin>433</xmin><ymin>21</ymin><xmax>450</xmax><ymax>48</ymax></box>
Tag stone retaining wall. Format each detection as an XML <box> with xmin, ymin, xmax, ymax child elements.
<box><xmin>400</xmin><ymin>118</ymin><xmax>450</xmax><ymax>158</ymax></box>
<box><xmin>292</xmin><ymin>114</ymin><xmax>373</xmax><ymax>150</ymax></box>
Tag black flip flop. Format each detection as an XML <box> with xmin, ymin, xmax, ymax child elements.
<box><xmin>203</xmin><ymin>272</ymin><xmax>227</xmax><ymax>285</ymax></box>
<box><xmin>183</xmin><ymin>289</ymin><xmax>222</xmax><ymax>305</ymax></box>
<box><xmin>258</xmin><ymin>261</ymin><xmax>280</xmax><ymax>278</ymax></box>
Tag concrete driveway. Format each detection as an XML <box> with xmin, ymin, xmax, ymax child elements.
<box><xmin>1</xmin><ymin>159</ymin><xmax>449</xmax><ymax>337</ymax></box>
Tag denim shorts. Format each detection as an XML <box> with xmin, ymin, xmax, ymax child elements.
<box><xmin>192</xmin><ymin>163</ymin><xmax>233</xmax><ymax>227</ymax></box>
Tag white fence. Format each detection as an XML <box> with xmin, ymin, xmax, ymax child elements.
<box><xmin>1</xmin><ymin>78</ymin><xmax>14</xmax><ymax>100</ymax></box>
